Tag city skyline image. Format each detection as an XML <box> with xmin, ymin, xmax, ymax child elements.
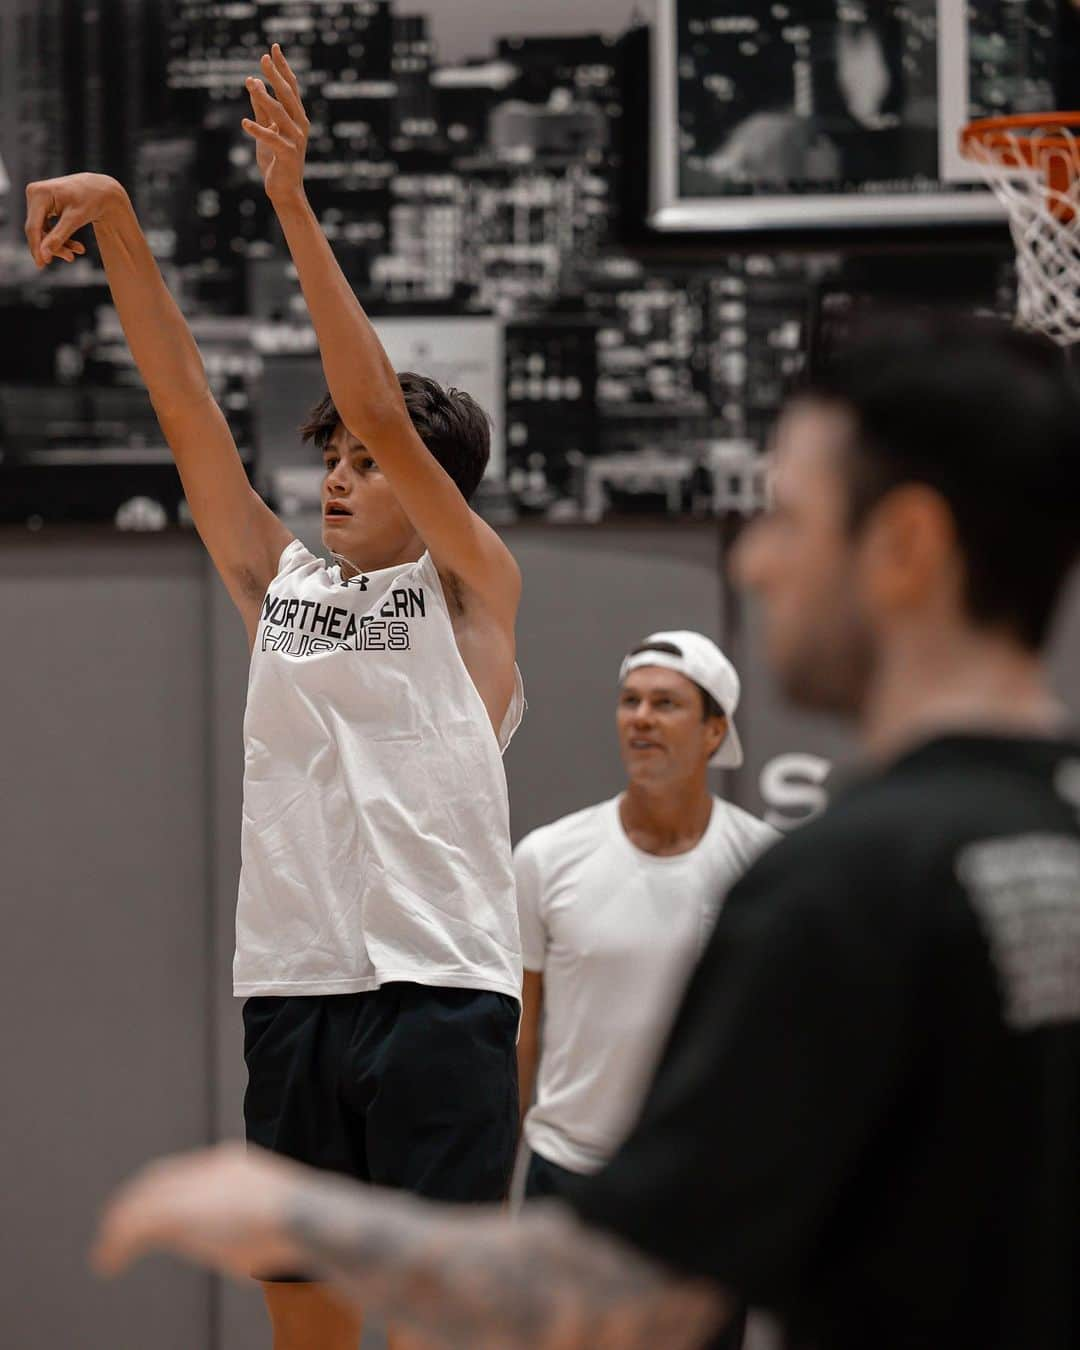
<box><xmin>0</xmin><ymin>2</ymin><xmax>1065</xmax><ymax>527</ymax></box>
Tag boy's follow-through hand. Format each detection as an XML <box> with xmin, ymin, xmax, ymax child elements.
<box><xmin>23</xmin><ymin>172</ymin><xmax>125</xmax><ymax>267</ymax></box>
<box><xmin>243</xmin><ymin>43</ymin><xmax>311</xmax><ymax>206</ymax></box>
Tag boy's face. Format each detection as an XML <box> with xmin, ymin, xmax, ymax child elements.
<box><xmin>320</xmin><ymin>423</ymin><xmax>418</xmax><ymax>568</ymax></box>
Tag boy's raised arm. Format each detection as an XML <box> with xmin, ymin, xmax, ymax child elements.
<box><xmin>242</xmin><ymin>45</ymin><xmax>519</xmax><ymax>618</ymax></box>
<box><xmin>24</xmin><ymin>173</ymin><xmax>292</xmax><ymax>640</ymax></box>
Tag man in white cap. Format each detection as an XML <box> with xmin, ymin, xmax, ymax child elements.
<box><xmin>515</xmin><ymin>631</ymin><xmax>777</xmax><ymax>1216</ymax></box>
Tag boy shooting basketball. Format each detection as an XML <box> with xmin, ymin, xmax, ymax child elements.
<box><xmin>26</xmin><ymin>42</ymin><xmax>523</xmax><ymax>1350</ymax></box>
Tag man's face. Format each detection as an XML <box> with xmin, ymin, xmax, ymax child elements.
<box><xmin>616</xmin><ymin>666</ymin><xmax>725</xmax><ymax>785</ymax></box>
<box><xmin>320</xmin><ymin>423</ymin><xmax>417</xmax><ymax>567</ymax></box>
<box><xmin>733</xmin><ymin>400</ymin><xmax>875</xmax><ymax>716</ymax></box>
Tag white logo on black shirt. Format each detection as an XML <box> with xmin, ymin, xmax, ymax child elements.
<box><xmin>957</xmin><ymin>834</ymin><xmax>1080</xmax><ymax>1031</ymax></box>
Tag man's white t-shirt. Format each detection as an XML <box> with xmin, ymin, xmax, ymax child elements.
<box><xmin>517</xmin><ymin>795</ymin><xmax>778</xmax><ymax>1174</ymax></box>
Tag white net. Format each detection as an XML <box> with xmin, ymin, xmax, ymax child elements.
<box><xmin>962</xmin><ymin>119</ymin><xmax>1080</xmax><ymax>347</ymax></box>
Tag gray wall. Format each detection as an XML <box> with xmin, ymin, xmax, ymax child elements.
<box><xmin>0</xmin><ymin>536</ymin><xmax>214</xmax><ymax>1349</ymax></box>
<box><xmin>2</xmin><ymin>523</ymin><xmax>1078</xmax><ymax>1349</ymax></box>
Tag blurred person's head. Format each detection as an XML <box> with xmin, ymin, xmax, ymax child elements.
<box><xmin>734</xmin><ymin>313</ymin><xmax>1080</xmax><ymax>718</ymax></box>
<box><xmin>617</xmin><ymin>632</ymin><xmax>742</xmax><ymax>789</ymax></box>
<box><xmin>301</xmin><ymin>373</ymin><xmax>490</xmax><ymax>569</ymax></box>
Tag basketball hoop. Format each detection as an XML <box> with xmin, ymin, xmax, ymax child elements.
<box><xmin>961</xmin><ymin>112</ymin><xmax>1080</xmax><ymax>346</ymax></box>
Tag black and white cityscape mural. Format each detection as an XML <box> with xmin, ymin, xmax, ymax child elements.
<box><xmin>0</xmin><ymin>1</ymin><xmax>1073</xmax><ymax>526</ymax></box>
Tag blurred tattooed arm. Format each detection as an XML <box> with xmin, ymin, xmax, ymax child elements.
<box><xmin>95</xmin><ymin>1142</ymin><xmax>727</xmax><ymax>1350</ymax></box>
<box><xmin>284</xmin><ymin>1179</ymin><xmax>729</xmax><ymax>1350</ymax></box>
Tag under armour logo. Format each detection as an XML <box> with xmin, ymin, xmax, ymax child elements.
<box><xmin>344</xmin><ymin>573</ymin><xmax>369</xmax><ymax>591</ymax></box>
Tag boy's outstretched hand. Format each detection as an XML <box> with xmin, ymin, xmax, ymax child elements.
<box><xmin>243</xmin><ymin>43</ymin><xmax>311</xmax><ymax>206</ymax></box>
<box><xmin>24</xmin><ymin>172</ymin><xmax>122</xmax><ymax>268</ymax></box>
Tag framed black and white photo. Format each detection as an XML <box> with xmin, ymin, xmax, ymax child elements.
<box><xmin>650</xmin><ymin>0</ymin><xmax>1060</xmax><ymax>232</ymax></box>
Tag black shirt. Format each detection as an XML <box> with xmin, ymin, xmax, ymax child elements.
<box><xmin>571</xmin><ymin>735</ymin><xmax>1080</xmax><ymax>1350</ymax></box>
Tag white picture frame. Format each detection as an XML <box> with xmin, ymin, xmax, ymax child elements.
<box><xmin>649</xmin><ymin>0</ymin><xmax>1009</xmax><ymax>232</ymax></box>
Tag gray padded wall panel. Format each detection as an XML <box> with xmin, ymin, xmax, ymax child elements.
<box><xmin>0</xmin><ymin>534</ymin><xmax>213</xmax><ymax>1350</ymax></box>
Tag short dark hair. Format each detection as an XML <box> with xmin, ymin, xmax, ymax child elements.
<box><xmin>628</xmin><ymin>640</ymin><xmax>725</xmax><ymax>721</ymax></box>
<box><xmin>300</xmin><ymin>372</ymin><xmax>491</xmax><ymax>502</ymax></box>
<box><xmin>798</xmin><ymin>312</ymin><xmax>1080</xmax><ymax>649</ymax></box>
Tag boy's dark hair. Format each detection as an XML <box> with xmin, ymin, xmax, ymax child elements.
<box><xmin>628</xmin><ymin>640</ymin><xmax>725</xmax><ymax>721</ymax></box>
<box><xmin>300</xmin><ymin>372</ymin><xmax>491</xmax><ymax>502</ymax></box>
<box><xmin>799</xmin><ymin>311</ymin><xmax>1080</xmax><ymax>650</ymax></box>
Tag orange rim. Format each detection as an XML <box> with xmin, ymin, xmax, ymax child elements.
<box><xmin>961</xmin><ymin>112</ymin><xmax>1080</xmax><ymax>162</ymax></box>
<box><xmin>960</xmin><ymin>112</ymin><xmax>1080</xmax><ymax>223</ymax></box>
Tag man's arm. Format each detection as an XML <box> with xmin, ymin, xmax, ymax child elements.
<box><xmin>241</xmin><ymin>47</ymin><xmax>518</xmax><ymax>617</ymax></box>
<box><xmin>93</xmin><ymin>1144</ymin><xmax>728</xmax><ymax>1350</ymax></box>
<box><xmin>288</xmin><ymin>1176</ymin><xmax>727</xmax><ymax>1350</ymax></box>
<box><xmin>517</xmin><ymin>970</ymin><xmax>544</xmax><ymax>1127</ymax></box>
<box><xmin>24</xmin><ymin>174</ymin><xmax>292</xmax><ymax>640</ymax></box>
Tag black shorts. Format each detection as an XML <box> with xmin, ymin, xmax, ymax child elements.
<box><xmin>524</xmin><ymin>1148</ymin><xmax>582</xmax><ymax>1201</ymax></box>
<box><xmin>243</xmin><ymin>982</ymin><xmax>519</xmax><ymax>1260</ymax></box>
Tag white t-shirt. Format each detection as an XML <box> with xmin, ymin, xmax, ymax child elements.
<box><xmin>234</xmin><ymin>541</ymin><xmax>524</xmax><ymax>1002</ymax></box>
<box><xmin>517</xmin><ymin>794</ymin><xmax>777</xmax><ymax>1174</ymax></box>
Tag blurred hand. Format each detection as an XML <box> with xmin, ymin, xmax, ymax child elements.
<box><xmin>243</xmin><ymin>43</ymin><xmax>311</xmax><ymax>205</ymax></box>
<box><xmin>24</xmin><ymin>173</ymin><xmax>122</xmax><ymax>267</ymax></box>
<box><xmin>92</xmin><ymin>1142</ymin><xmax>305</xmax><ymax>1280</ymax></box>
